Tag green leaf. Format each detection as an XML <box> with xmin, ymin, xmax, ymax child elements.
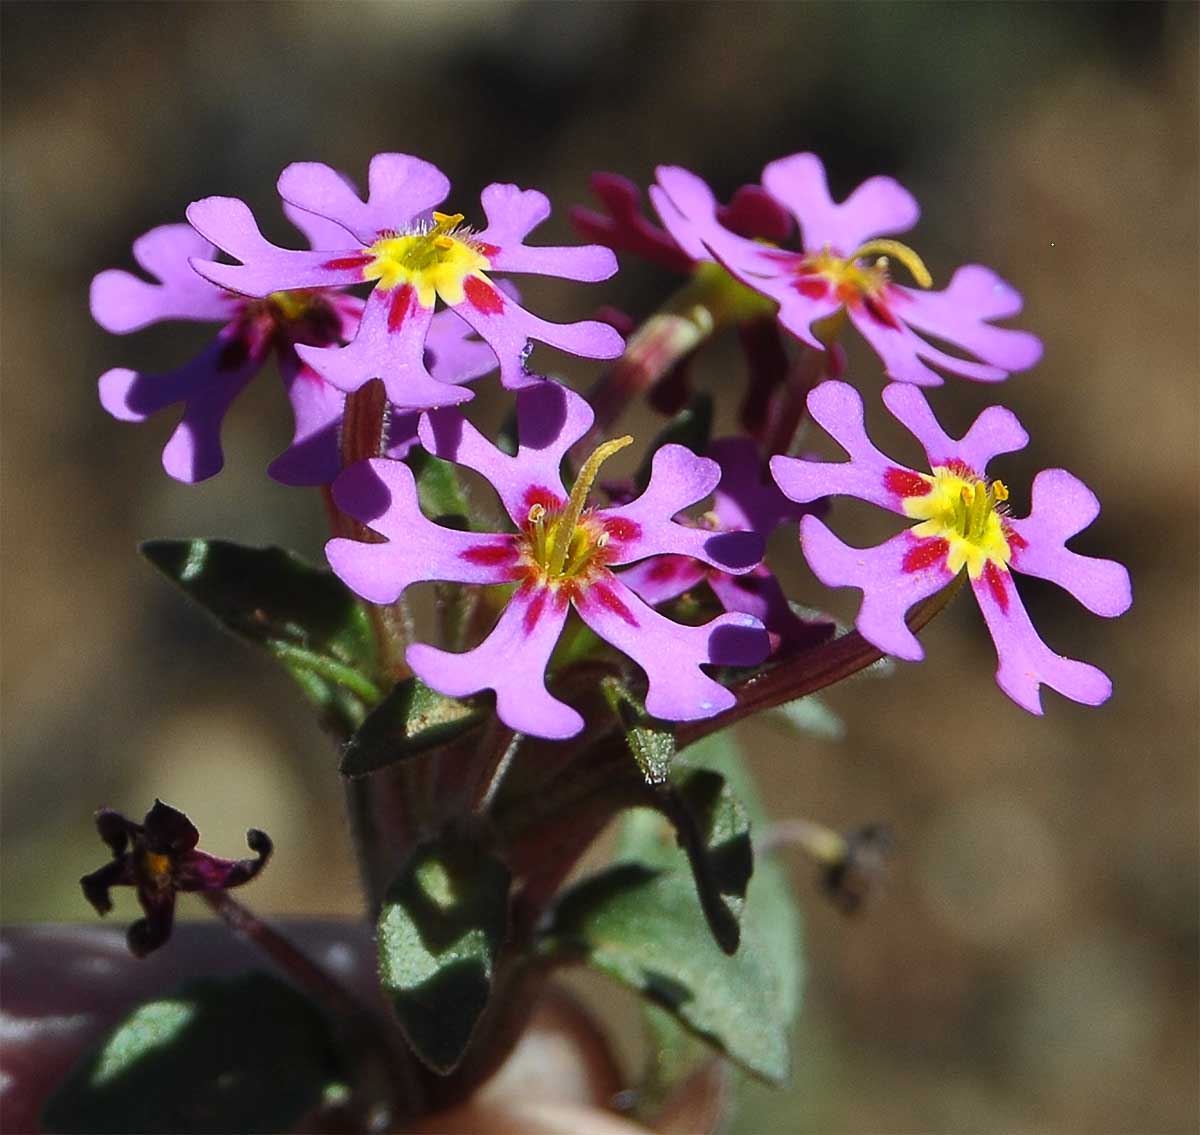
<box><xmin>341</xmin><ymin>677</ymin><xmax>485</xmax><ymax>777</ymax></box>
<box><xmin>42</xmin><ymin>973</ymin><xmax>342</xmax><ymax>1135</ymax></box>
<box><xmin>601</xmin><ymin>676</ymin><xmax>674</xmax><ymax>786</ymax></box>
<box><xmin>409</xmin><ymin>449</ymin><xmax>471</xmax><ymax>528</ymax></box>
<box><xmin>632</xmin><ymin>393</ymin><xmax>713</xmax><ymax>494</ymax></box>
<box><xmin>141</xmin><ymin>540</ymin><xmax>380</xmax><ymax>731</ymax></box>
<box><xmin>377</xmin><ymin>837</ymin><xmax>512</xmax><ymax>1074</ymax></box>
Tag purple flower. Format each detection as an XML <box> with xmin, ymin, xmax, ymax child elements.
<box><xmin>652</xmin><ymin>154</ymin><xmax>1043</xmax><ymax>387</ymax></box>
<box><xmin>186</xmin><ymin>154</ymin><xmax>624</xmax><ymax>407</ymax></box>
<box><xmin>620</xmin><ymin>437</ymin><xmax>833</xmax><ymax>654</ymax></box>
<box><xmin>326</xmin><ymin>383</ymin><xmax>769</xmax><ymax>739</ymax></box>
<box><xmin>771</xmin><ymin>381</ymin><xmax>1131</xmax><ymax>713</ymax></box>
<box><xmin>80</xmin><ymin>800</ymin><xmax>271</xmax><ymax>957</ymax></box>
<box><xmin>92</xmin><ymin>210</ymin><xmax>497</xmax><ymax>484</ymax></box>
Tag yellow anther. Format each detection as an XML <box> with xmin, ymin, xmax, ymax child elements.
<box><xmin>527</xmin><ymin>503</ymin><xmax>546</xmax><ymax>523</ymax></box>
<box><xmin>546</xmin><ymin>435</ymin><xmax>633</xmax><ymax>577</ymax></box>
<box><xmin>431</xmin><ymin>211</ymin><xmax>465</xmax><ymax>229</ymax></box>
<box><xmin>992</xmin><ymin>480</ymin><xmax>1009</xmax><ymax>503</ymax></box>
<box><xmin>850</xmin><ymin>239</ymin><xmax>933</xmax><ymax>289</ymax></box>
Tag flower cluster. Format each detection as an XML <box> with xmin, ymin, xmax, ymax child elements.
<box><xmin>92</xmin><ymin>150</ymin><xmax>1130</xmax><ymax>737</ymax></box>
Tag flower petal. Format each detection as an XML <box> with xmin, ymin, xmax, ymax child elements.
<box><xmin>709</xmin><ymin>566</ymin><xmax>835</xmax><ymax>653</ymax></box>
<box><xmin>187</xmin><ymin>197</ymin><xmax>363</xmax><ymax>297</ymax></box>
<box><xmin>770</xmin><ymin>381</ymin><xmax>913</xmax><ymax>514</ymax></box>
<box><xmin>1007</xmin><ymin>469</ymin><xmax>1132</xmax><ymax>617</ymax></box>
<box><xmin>326</xmin><ymin>459</ymin><xmax>520</xmax><ymax>603</ymax></box>
<box><xmin>425</xmin><ymin>305</ymin><xmax>501</xmax><ymax>385</ymax></box>
<box><xmin>575</xmin><ymin>575</ymin><xmax>767</xmax><ymax>721</ymax></box>
<box><xmin>408</xmin><ymin>584</ymin><xmax>582</xmax><ymax>739</ymax></box>
<box><xmin>602</xmin><ymin>444</ymin><xmax>764</xmax><ymax>573</ymax></box>
<box><xmin>761</xmin><ymin>153</ymin><xmax>919</xmax><ymax>255</ymax></box>
<box><xmin>278</xmin><ymin>154</ymin><xmax>450</xmax><ymax>245</ymax></box>
<box><xmin>477</xmin><ymin>182</ymin><xmax>618</xmax><ymax>281</ymax></box>
<box><xmin>90</xmin><ymin>224</ymin><xmax>234</xmax><ymax>333</ymax></box>
<box><xmin>296</xmin><ymin>287</ymin><xmax>472</xmax><ymax>409</ymax></box>
<box><xmin>891</xmin><ymin>266</ymin><xmax>1043</xmax><ymax>375</ymax></box>
<box><xmin>799</xmin><ymin>517</ymin><xmax>954</xmax><ymax>661</ymax></box>
<box><xmin>420</xmin><ymin>382</ymin><xmax>590</xmax><ymax>526</ymax></box>
<box><xmin>571</xmin><ymin>171</ymin><xmax>695</xmax><ymax>273</ymax></box>
<box><xmin>618</xmin><ymin>555</ymin><xmax>709</xmax><ymax>607</ymax></box>
<box><xmin>267</xmin><ymin>356</ymin><xmax>345</xmax><ymax>487</ymax></box>
<box><xmin>709</xmin><ymin>436</ymin><xmax>812</xmax><ymax>534</ymax></box>
<box><xmin>881</xmin><ymin>383</ymin><xmax>1028</xmax><ymax>473</ymax></box>
<box><xmin>971</xmin><ymin>569</ymin><xmax>1112</xmax><ymax>713</ymax></box>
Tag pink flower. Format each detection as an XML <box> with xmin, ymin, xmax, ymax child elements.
<box><xmin>326</xmin><ymin>383</ymin><xmax>768</xmax><ymax>739</ymax></box>
<box><xmin>771</xmin><ymin>381</ymin><xmax>1131</xmax><ymax>713</ymax></box>
<box><xmin>652</xmin><ymin>154</ymin><xmax>1043</xmax><ymax>387</ymax></box>
<box><xmin>186</xmin><ymin>154</ymin><xmax>624</xmax><ymax>408</ymax></box>
<box><xmin>92</xmin><ymin>209</ymin><xmax>496</xmax><ymax>483</ymax></box>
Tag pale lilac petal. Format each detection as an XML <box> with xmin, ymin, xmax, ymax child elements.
<box><xmin>799</xmin><ymin>517</ymin><xmax>954</xmax><ymax>661</ymax></box>
<box><xmin>450</xmin><ymin>281</ymin><xmax>623</xmax><ymax>389</ymax></box>
<box><xmin>760</xmin><ymin>153</ymin><xmax>919</xmax><ymax>255</ymax></box>
<box><xmin>98</xmin><ymin>335</ymin><xmax>261</xmax><ymax>483</ymax></box>
<box><xmin>267</xmin><ymin>356</ymin><xmax>345</xmax><ymax>487</ymax></box>
<box><xmin>329</xmin><ymin>292</ymin><xmax>367</xmax><ymax>341</ymax></box>
<box><xmin>425</xmin><ymin>306</ymin><xmax>500</xmax><ymax>386</ymax></box>
<box><xmin>848</xmin><ymin>301</ymin><xmax>1009</xmax><ymax>386</ymax></box>
<box><xmin>618</xmin><ymin>556</ymin><xmax>708</xmax><ymax>607</ymax></box>
<box><xmin>972</xmin><ymin>570</ymin><xmax>1112</xmax><ymax>713</ymax></box>
<box><xmin>476</xmin><ymin>183</ymin><xmax>617</xmax><ymax>281</ymax></box>
<box><xmin>709</xmin><ymin>437</ymin><xmax>811</xmax><ymax>534</ymax></box>
<box><xmin>574</xmin><ymin>575</ymin><xmax>767</xmax><ymax>721</ymax></box>
<box><xmin>601</xmin><ymin>444</ymin><xmax>763</xmax><ymax>573</ymax></box>
<box><xmin>277</xmin><ymin>154</ymin><xmax>449</xmax><ymax>245</ymax></box>
<box><xmin>187</xmin><ymin>197</ymin><xmax>362</xmax><ymax>297</ymax></box>
<box><xmin>420</xmin><ymin>383</ymin><xmax>591</xmax><ymax>525</ymax></box>
<box><xmin>326</xmin><ymin>459</ymin><xmax>520</xmax><ymax>603</ymax></box>
<box><xmin>296</xmin><ymin>288</ymin><xmax>472</xmax><ymax>409</ymax></box>
<box><xmin>648</xmin><ymin>176</ymin><xmax>713</xmax><ymax>263</ymax></box>
<box><xmin>283</xmin><ymin>199</ymin><xmax>362</xmax><ymax>253</ymax></box>
<box><xmin>91</xmin><ymin>224</ymin><xmax>234</xmax><ymax>333</ymax></box>
<box><xmin>384</xmin><ymin>411</ymin><xmax>421</xmax><ymax>462</ymax></box>
<box><xmin>408</xmin><ymin>585</ymin><xmax>582</xmax><ymax>739</ymax></box>
<box><xmin>881</xmin><ymin>383</ymin><xmax>1028</xmax><ymax>472</ymax></box>
<box><xmin>1007</xmin><ymin>469</ymin><xmax>1132</xmax><ymax>617</ymax></box>
<box><xmin>770</xmin><ymin>382</ymin><xmax>911</xmax><ymax>514</ymax></box>
<box><xmin>891</xmin><ymin>266</ymin><xmax>1043</xmax><ymax>375</ymax></box>
<box><xmin>709</xmin><ymin>567</ymin><xmax>834</xmax><ymax>652</ymax></box>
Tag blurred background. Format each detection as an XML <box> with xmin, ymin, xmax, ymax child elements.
<box><xmin>2</xmin><ymin>2</ymin><xmax>1197</xmax><ymax>1132</ymax></box>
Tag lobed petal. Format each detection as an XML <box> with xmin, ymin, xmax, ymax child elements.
<box><xmin>574</xmin><ymin>575</ymin><xmax>768</xmax><ymax>721</ymax></box>
<box><xmin>278</xmin><ymin>154</ymin><xmax>449</xmax><ymax>246</ymax></box>
<box><xmin>770</xmin><ymin>381</ymin><xmax>912</xmax><ymax>515</ymax></box>
<box><xmin>187</xmin><ymin>197</ymin><xmax>362</xmax><ymax>298</ymax></box>
<box><xmin>601</xmin><ymin>444</ymin><xmax>763</xmax><ymax>573</ymax></box>
<box><xmin>296</xmin><ymin>287</ymin><xmax>472</xmax><ymax>409</ymax></box>
<box><xmin>419</xmin><ymin>382</ymin><xmax>591</xmax><ymax>526</ymax></box>
<box><xmin>619</xmin><ymin>555</ymin><xmax>709</xmax><ymax>607</ymax></box>
<box><xmin>709</xmin><ymin>566</ymin><xmax>835</xmax><ymax>654</ymax></box>
<box><xmin>570</xmin><ymin>172</ymin><xmax>695</xmax><ymax>273</ymax></box>
<box><xmin>892</xmin><ymin>266</ymin><xmax>1043</xmax><ymax>375</ymax></box>
<box><xmin>761</xmin><ymin>153</ymin><xmax>919</xmax><ymax>255</ymax></box>
<box><xmin>799</xmin><ymin>517</ymin><xmax>954</xmax><ymax>661</ymax></box>
<box><xmin>1007</xmin><ymin>469</ymin><xmax>1132</xmax><ymax>617</ymax></box>
<box><xmin>881</xmin><ymin>383</ymin><xmax>1028</xmax><ymax>473</ymax></box>
<box><xmin>99</xmin><ymin>335</ymin><xmax>262</xmax><ymax>483</ymax></box>
<box><xmin>266</xmin><ymin>356</ymin><xmax>345</xmax><ymax>487</ymax></box>
<box><xmin>477</xmin><ymin>182</ymin><xmax>618</xmax><ymax>281</ymax></box>
<box><xmin>91</xmin><ymin>224</ymin><xmax>233</xmax><ymax>333</ymax></box>
<box><xmin>326</xmin><ymin>459</ymin><xmax>520</xmax><ymax>603</ymax></box>
<box><xmin>709</xmin><ymin>436</ymin><xmax>813</xmax><ymax>534</ymax></box>
<box><xmin>971</xmin><ymin>570</ymin><xmax>1113</xmax><ymax>713</ymax></box>
<box><xmin>408</xmin><ymin>584</ymin><xmax>582</xmax><ymax>739</ymax></box>
<box><xmin>425</xmin><ymin>304</ymin><xmax>502</xmax><ymax>386</ymax></box>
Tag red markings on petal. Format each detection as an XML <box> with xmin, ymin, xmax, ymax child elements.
<box><xmin>323</xmin><ymin>255</ymin><xmax>372</xmax><ymax>272</ymax></box>
<box><xmin>464</xmin><ymin>276</ymin><xmax>505</xmax><ymax>315</ymax></box>
<box><xmin>1005</xmin><ymin>526</ymin><xmax>1029</xmax><ymax>557</ymax></box>
<box><xmin>984</xmin><ymin>561</ymin><xmax>1010</xmax><ymax>613</ymax></box>
<box><xmin>460</xmin><ymin>542</ymin><xmax>518</xmax><ymax>565</ymax></box>
<box><xmin>387</xmin><ymin>284</ymin><xmax>414</xmax><ymax>334</ymax></box>
<box><xmin>648</xmin><ymin>558</ymin><xmax>683</xmax><ymax>583</ymax></box>
<box><xmin>884</xmin><ymin>467</ymin><xmax>931</xmax><ymax>498</ymax></box>
<box><xmin>902</xmin><ymin>536</ymin><xmax>950</xmax><ymax>575</ymax></box>
<box><xmin>524</xmin><ymin>486</ymin><xmax>563</xmax><ymax>513</ymax></box>
<box><xmin>590</xmin><ymin>582</ymin><xmax>639</xmax><ymax>627</ymax></box>
<box><xmin>603</xmin><ymin>517</ymin><xmax>642</xmax><ymax>543</ymax></box>
<box><xmin>862</xmin><ymin>296</ymin><xmax>901</xmax><ymax>329</ymax></box>
<box><xmin>795</xmin><ymin>277</ymin><xmax>829</xmax><ymax>300</ymax></box>
<box><xmin>522</xmin><ymin>587</ymin><xmax>549</xmax><ymax>635</ymax></box>
<box><xmin>475</xmin><ymin>242</ymin><xmax>500</xmax><ymax>259</ymax></box>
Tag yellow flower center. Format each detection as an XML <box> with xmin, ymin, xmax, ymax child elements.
<box><xmin>903</xmin><ymin>463</ymin><xmax>1013</xmax><ymax>578</ymax></box>
<box><xmin>522</xmin><ymin>436</ymin><xmax>633</xmax><ymax>587</ymax></box>
<box><xmin>801</xmin><ymin>238</ymin><xmax>933</xmax><ymax>301</ymax></box>
<box><xmin>363</xmin><ymin>211</ymin><xmax>492</xmax><ymax>307</ymax></box>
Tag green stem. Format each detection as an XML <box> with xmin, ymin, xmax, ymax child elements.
<box><xmin>267</xmin><ymin>641</ymin><xmax>383</xmax><ymax>704</ymax></box>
